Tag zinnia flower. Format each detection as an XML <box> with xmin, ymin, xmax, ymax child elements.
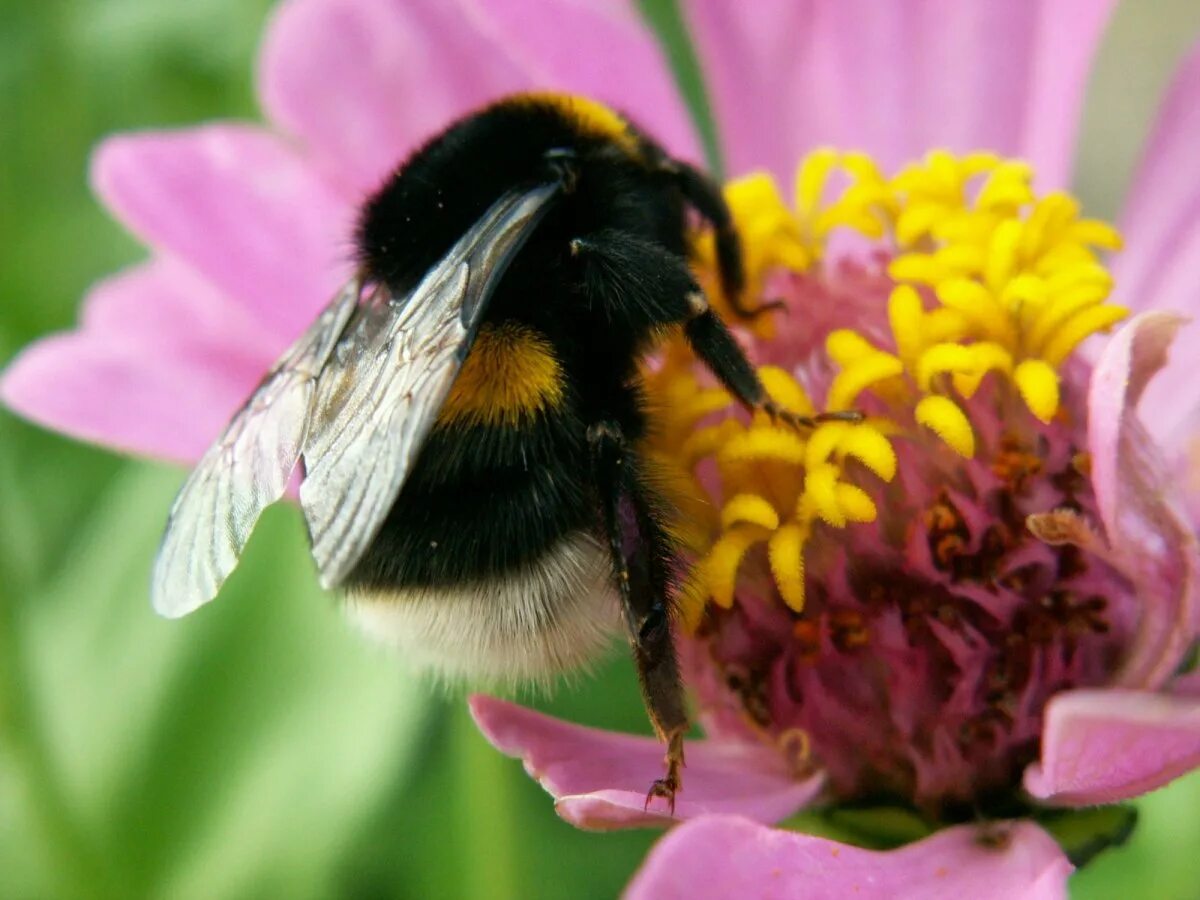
<box><xmin>4</xmin><ymin>0</ymin><xmax>1198</xmax><ymax>896</ymax></box>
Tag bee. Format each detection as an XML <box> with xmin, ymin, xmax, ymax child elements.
<box><xmin>153</xmin><ymin>93</ymin><xmax>837</xmax><ymax>810</ymax></box>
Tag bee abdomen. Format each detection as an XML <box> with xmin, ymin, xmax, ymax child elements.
<box><xmin>435</xmin><ymin>322</ymin><xmax>565</xmax><ymax>428</ymax></box>
<box><xmin>344</xmin><ymin>531</ymin><xmax>619</xmax><ymax>682</ymax></box>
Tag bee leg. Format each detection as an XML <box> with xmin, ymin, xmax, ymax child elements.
<box><xmin>629</xmin><ymin>506</ymin><xmax>689</xmax><ymax>814</ymax></box>
<box><xmin>665</xmin><ymin>160</ymin><xmax>777</xmax><ymax>320</ymax></box>
<box><xmin>587</xmin><ymin>420</ymin><xmax>689</xmax><ymax>815</ymax></box>
<box><xmin>682</xmin><ymin>303</ymin><xmax>864</xmax><ymax>428</ymax></box>
<box><xmin>568</xmin><ymin>228</ymin><xmax>847</xmax><ymax>430</ymax></box>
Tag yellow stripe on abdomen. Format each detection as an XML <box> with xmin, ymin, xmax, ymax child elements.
<box><xmin>438</xmin><ymin>323</ymin><xmax>565</xmax><ymax>427</ymax></box>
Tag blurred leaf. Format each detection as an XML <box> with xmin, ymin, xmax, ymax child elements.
<box><xmin>341</xmin><ymin>668</ymin><xmax>662</xmax><ymax>900</ymax></box>
<box><xmin>5</xmin><ymin>1</ymin><xmax>1200</xmax><ymax>899</ymax></box>
<box><xmin>3</xmin><ymin>463</ymin><xmax>430</xmax><ymax>898</ymax></box>
<box><xmin>821</xmin><ymin>804</ymin><xmax>937</xmax><ymax>850</ymax></box>
<box><xmin>636</xmin><ymin>0</ymin><xmax>723</xmax><ymax>176</ymax></box>
<box><xmin>1071</xmin><ymin>771</ymin><xmax>1200</xmax><ymax>900</ymax></box>
<box><xmin>69</xmin><ymin>0</ymin><xmax>274</xmax><ymax>79</ymax></box>
<box><xmin>1038</xmin><ymin>805</ymin><xmax>1137</xmax><ymax>868</ymax></box>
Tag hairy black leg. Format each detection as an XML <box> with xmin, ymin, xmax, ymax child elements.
<box><xmin>666</xmin><ymin>160</ymin><xmax>781</xmax><ymax>320</ymax></box>
<box><xmin>627</xmin><ymin>469</ymin><xmax>689</xmax><ymax>812</ymax></box>
<box><xmin>588</xmin><ymin>420</ymin><xmax>688</xmax><ymax>814</ymax></box>
<box><xmin>570</xmin><ymin>229</ymin><xmax>702</xmax><ymax>329</ymax></box>
<box><xmin>683</xmin><ymin>306</ymin><xmax>863</xmax><ymax>427</ymax></box>
<box><xmin>571</xmin><ymin>229</ymin><xmax>858</xmax><ymax>428</ymax></box>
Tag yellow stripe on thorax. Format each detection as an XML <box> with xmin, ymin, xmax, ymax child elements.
<box><xmin>511</xmin><ymin>92</ymin><xmax>640</xmax><ymax>158</ymax></box>
<box><xmin>438</xmin><ymin>323</ymin><xmax>564</xmax><ymax>427</ymax></box>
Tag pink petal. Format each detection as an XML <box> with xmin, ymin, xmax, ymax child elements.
<box><xmin>463</xmin><ymin>0</ymin><xmax>702</xmax><ymax>162</ymax></box>
<box><xmin>685</xmin><ymin>0</ymin><xmax>1115</xmax><ymax>186</ymax></box>
<box><xmin>1174</xmin><ymin>670</ymin><xmax>1200</xmax><ymax>697</ymax></box>
<box><xmin>1</xmin><ymin>261</ymin><xmax>271</xmax><ymax>463</ymax></box>
<box><xmin>1179</xmin><ymin>418</ymin><xmax>1200</xmax><ymax>531</ymax></box>
<box><xmin>1088</xmin><ymin>312</ymin><xmax>1200</xmax><ymax>687</ymax></box>
<box><xmin>258</xmin><ymin>0</ymin><xmax>530</xmax><ymax>194</ymax></box>
<box><xmin>91</xmin><ymin>124</ymin><xmax>355</xmax><ymax>344</ymax></box>
<box><xmin>625</xmin><ymin>815</ymin><xmax>1072</xmax><ymax>900</ymax></box>
<box><xmin>1112</xmin><ymin>41</ymin><xmax>1200</xmax><ymax>445</ymax></box>
<box><xmin>1024</xmin><ymin>688</ymin><xmax>1200</xmax><ymax>806</ymax></box>
<box><xmin>469</xmin><ymin>695</ymin><xmax>823</xmax><ymax>830</ymax></box>
<box><xmin>1089</xmin><ymin>311</ymin><xmax>1186</xmax><ymax>459</ymax></box>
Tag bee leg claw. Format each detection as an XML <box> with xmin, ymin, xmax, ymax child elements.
<box><xmin>644</xmin><ymin>777</ymin><xmax>679</xmax><ymax>815</ymax></box>
<box><xmin>643</xmin><ymin>729</ymin><xmax>686</xmax><ymax>815</ymax></box>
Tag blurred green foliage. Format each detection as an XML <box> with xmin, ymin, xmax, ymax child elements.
<box><xmin>0</xmin><ymin>1</ymin><xmax>1197</xmax><ymax>898</ymax></box>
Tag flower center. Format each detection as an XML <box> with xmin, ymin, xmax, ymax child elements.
<box><xmin>650</xmin><ymin>150</ymin><xmax>1135</xmax><ymax>817</ymax></box>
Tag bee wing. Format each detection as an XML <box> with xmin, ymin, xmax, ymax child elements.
<box><xmin>151</xmin><ymin>180</ymin><xmax>561</xmax><ymax>616</ymax></box>
<box><xmin>299</xmin><ymin>180</ymin><xmax>561</xmax><ymax>588</ymax></box>
<box><xmin>151</xmin><ymin>278</ymin><xmax>362</xmax><ymax>617</ymax></box>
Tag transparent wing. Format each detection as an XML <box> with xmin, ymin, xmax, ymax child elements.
<box><xmin>151</xmin><ymin>180</ymin><xmax>560</xmax><ymax>615</ymax></box>
<box><xmin>300</xmin><ymin>180</ymin><xmax>561</xmax><ymax>587</ymax></box>
<box><xmin>151</xmin><ymin>279</ymin><xmax>361</xmax><ymax>617</ymax></box>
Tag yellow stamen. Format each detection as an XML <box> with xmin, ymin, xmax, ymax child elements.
<box><xmin>836</xmin><ymin>483</ymin><xmax>877</xmax><ymax>522</ymax></box>
<box><xmin>1066</xmin><ymin>219</ymin><xmax>1123</xmax><ymax>250</ymax></box>
<box><xmin>1023</xmin><ymin>267</ymin><xmax>1112</xmax><ymax>351</ymax></box>
<box><xmin>796</xmin><ymin>148</ymin><xmax>840</xmax><ymax>219</ymax></box>
<box><xmin>1013</xmin><ymin>359</ymin><xmax>1060</xmax><ymax>423</ymax></box>
<box><xmin>915</xmin><ymin>396</ymin><xmax>975</xmax><ymax>458</ymax></box>
<box><xmin>916</xmin><ymin>342</ymin><xmax>980</xmax><ymax>392</ymax></box>
<box><xmin>839</xmin><ymin>425</ymin><xmax>898</xmax><ymax>482</ymax></box>
<box><xmin>888</xmin><ymin>285</ymin><xmax>925</xmax><ymax>372</ymax></box>
<box><xmin>826</xmin><ymin>329</ymin><xmax>881</xmax><ymax>367</ymax></box>
<box><xmin>678</xmin><ymin>387</ymin><xmax>735</xmax><ymax>425</ymax></box>
<box><xmin>804</xmin><ymin>421</ymin><xmax>849</xmax><ymax>470</ymax></box>
<box><xmin>759</xmin><ymin>365</ymin><xmax>815</xmax><ymax>412</ymax></box>
<box><xmin>705</xmin><ymin>525</ymin><xmax>769</xmax><ymax>608</ymax></box>
<box><xmin>922</xmin><ymin>308</ymin><xmax>970</xmax><ymax>344</ymax></box>
<box><xmin>655</xmin><ymin>148</ymin><xmax>1124</xmax><ymax>624</ymax></box>
<box><xmin>1040</xmin><ymin>304</ymin><xmax>1129</xmax><ymax>367</ymax></box>
<box><xmin>722</xmin><ymin>494</ymin><xmax>781</xmax><ymax>531</ymax></box>
<box><xmin>953</xmin><ymin>343</ymin><xmax>1015</xmax><ymax>397</ymax></box>
<box><xmin>718</xmin><ymin>427</ymin><xmax>807</xmax><ymax>466</ymax></box>
<box><xmin>805</xmin><ymin>463</ymin><xmax>846</xmax><ymax>527</ymax></box>
<box><xmin>827</xmin><ymin>351</ymin><xmax>904</xmax><ymax>410</ymax></box>
<box><xmin>935</xmin><ymin>279</ymin><xmax>1016</xmax><ymax>346</ymax></box>
<box><xmin>677</xmin><ymin>421</ymin><xmax>736</xmax><ymax>470</ymax></box>
<box><xmin>768</xmin><ymin>523</ymin><xmax>808</xmax><ymax>612</ymax></box>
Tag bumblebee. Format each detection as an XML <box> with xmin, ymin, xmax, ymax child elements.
<box><xmin>153</xmin><ymin>93</ymin><xmax>833</xmax><ymax>809</ymax></box>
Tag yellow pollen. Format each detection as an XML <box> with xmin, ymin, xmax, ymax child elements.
<box><xmin>651</xmin><ymin>149</ymin><xmax>1124</xmax><ymax>626</ymax></box>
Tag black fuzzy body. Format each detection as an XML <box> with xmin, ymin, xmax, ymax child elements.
<box><xmin>346</xmin><ymin>97</ymin><xmax>691</xmax><ymax>593</ymax></box>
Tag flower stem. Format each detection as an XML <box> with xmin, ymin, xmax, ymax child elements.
<box><xmin>637</xmin><ymin>0</ymin><xmax>725</xmax><ymax>177</ymax></box>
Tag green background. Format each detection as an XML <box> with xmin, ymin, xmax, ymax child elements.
<box><xmin>1</xmin><ymin>1</ymin><xmax>1198</xmax><ymax>897</ymax></box>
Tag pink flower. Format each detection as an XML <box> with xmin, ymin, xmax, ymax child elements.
<box><xmin>4</xmin><ymin>1</ymin><xmax>1199</xmax><ymax>897</ymax></box>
